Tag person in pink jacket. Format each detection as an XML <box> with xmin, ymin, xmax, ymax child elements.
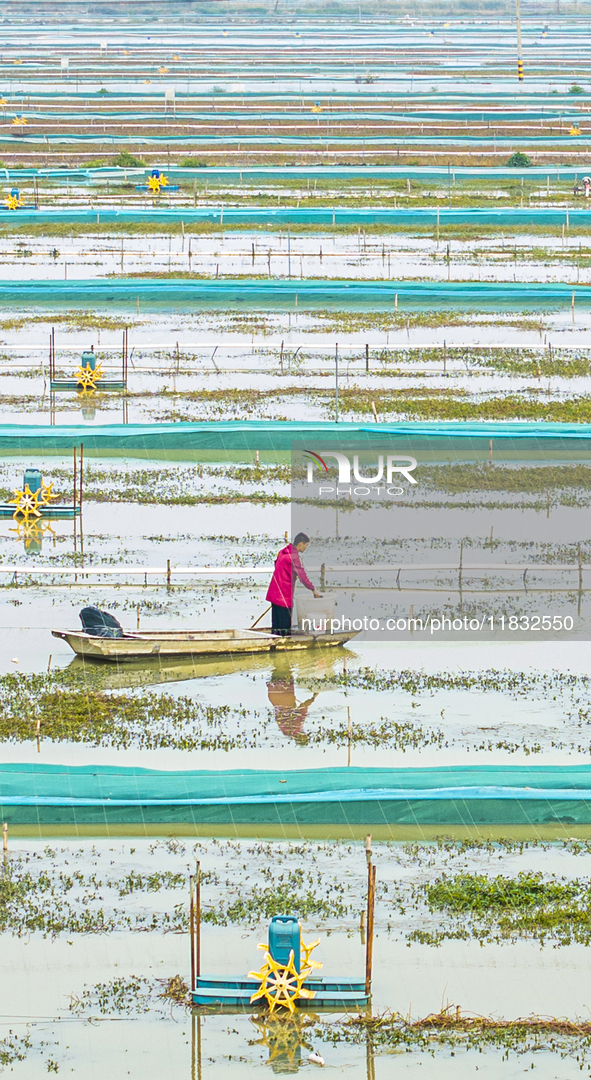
<box><xmin>266</xmin><ymin>531</ymin><xmax>321</xmax><ymax>635</ymax></box>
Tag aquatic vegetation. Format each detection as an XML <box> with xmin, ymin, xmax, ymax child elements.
<box><xmin>69</xmin><ymin>976</ymin><xmax>153</xmax><ymax>1015</ymax></box>
<box><xmin>410</xmin><ymin>871</ymin><xmax>591</xmax><ymax>947</ymax></box>
<box><xmin>0</xmin><ymin>1032</ymin><xmax>32</xmax><ymax>1068</ymax></box>
<box><xmin>0</xmin><ymin>668</ymin><xmax>257</xmax><ymax>752</ymax></box>
<box><xmin>204</xmin><ymin>869</ymin><xmax>350</xmax><ymax>925</ymax></box>
<box><xmin>327</xmin><ymin>1009</ymin><xmax>591</xmax><ymax>1064</ymax></box>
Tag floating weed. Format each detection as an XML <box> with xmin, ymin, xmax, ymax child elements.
<box><xmin>325</xmin><ymin>1009</ymin><xmax>591</xmax><ymax>1064</ymax></box>
<box><xmin>69</xmin><ymin>976</ymin><xmax>154</xmax><ymax>1015</ymax></box>
<box><xmin>0</xmin><ymin>1031</ymin><xmax>32</xmax><ymax>1068</ymax></box>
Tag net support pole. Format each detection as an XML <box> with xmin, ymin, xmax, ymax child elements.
<box><xmin>196</xmin><ymin>861</ymin><xmax>201</xmax><ymax>977</ymax></box>
<box><xmin>335</xmin><ymin>343</ymin><xmax>339</xmax><ymax>423</ymax></box>
<box><xmin>189</xmin><ymin>874</ymin><xmax>196</xmax><ymax>990</ymax></box>
<box><xmin>365</xmin><ymin>835</ymin><xmax>376</xmax><ymax>996</ymax></box>
<box><xmin>516</xmin><ymin>0</ymin><xmax>524</xmax><ymax>82</ymax></box>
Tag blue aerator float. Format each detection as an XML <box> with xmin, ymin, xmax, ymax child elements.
<box><xmin>135</xmin><ymin>168</ymin><xmax>179</xmax><ymax>193</ymax></box>
<box><xmin>49</xmin><ymin>329</ymin><xmax>129</xmax><ymax>392</ymax></box>
<box><xmin>190</xmin><ymin>855</ymin><xmax>375</xmax><ymax>1011</ymax></box>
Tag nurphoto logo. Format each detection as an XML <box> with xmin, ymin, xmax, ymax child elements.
<box><xmin>302</xmin><ymin>449</ymin><xmax>418</xmax><ymax>496</ymax></box>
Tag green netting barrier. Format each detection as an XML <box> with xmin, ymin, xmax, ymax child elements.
<box><xmin>2</xmin><ymin>763</ymin><xmax>590</xmax><ymax>825</ymax></box>
<box><xmin>7</xmin><ymin>109</ymin><xmax>585</xmax><ymax>123</ymax></box>
<box><xmin>2</xmin><ymin>132</ymin><xmax>591</xmax><ymax>147</ymax></box>
<box><xmin>0</xmin><ymin>279</ymin><xmax>584</xmax><ymax>312</ymax></box>
<box><xmin>0</xmin><ymin>165</ymin><xmax>582</xmax><ymax>183</ymax></box>
<box><xmin>0</xmin><ymin>207</ymin><xmax>582</xmax><ymax>227</ymax></box>
<box><xmin>0</xmin><ymin>421</ymin><xmax>588</xmax><ymax>452</ymax></box>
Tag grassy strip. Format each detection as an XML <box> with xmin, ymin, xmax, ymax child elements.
<box><xmin>2</xmin><ymin>219</ymin><xmax>591</xmax><ymax>241</ymax></box>
<box><xmin>307</xmin><ymin>665</ymin><xmax>585</xmax><ymax>697</ymax></box>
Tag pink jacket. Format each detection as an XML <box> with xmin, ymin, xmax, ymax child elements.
<box><xmin>266</xmin><ymin>544</ymin><xmax>315</xmax><ymax>607</ymax></box>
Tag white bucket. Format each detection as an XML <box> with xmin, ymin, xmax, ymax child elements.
<box><xmin>293</xmin><ymin>592</ymin><xmax>336</xmax><ymax>633</ymax></box>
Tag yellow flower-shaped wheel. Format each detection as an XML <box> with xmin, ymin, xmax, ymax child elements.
<box><xmin>39</xmin><ymin>480</ymin><xmax>58</xmax><ymax>506</ymax></box>
<box><xmin>5</xmin><ymin>194</ymin><xmax>21</xmax><ymax>210</ymax></box>
<box><xmin>570</xmin><ymin>124</ymin><xmax>581</xmax><ymax>136</ymax></box>
<box><xmin>249</xmin><ymin>949</ymin><xmax>316</xmax><ymax>1014</ymax></box>
<box><xmin>12</xmin><ymin>116</ymin><xmax>27</xmax><ymax>126</ymax></box>
<box><xmin>300</xmin><ymin>935</ymin><xmax>322</xmax><ymax>970</ymax></box>
<box><xmin>9</xmin><ymin>484</ymin><xmax>43</xmax><ymax>520</ymax></box>
<box><xmin>159</xmin><ymin>174</ymin><xmax>169</xmax><ymax>187</ymax></box>
<box><xmin>75</xmin><ymin>361</ymin><xmax>103</xmax><ymax>391</ymax></box>
<box><xmin>158</xmin><ymin>66</ymin><xmax>169</xmax><ymax>74</ymax></box>
<box><xmin>147</xmin><ymin>175</ymin><xmax>161</xmax><ymax>193</ymax></box>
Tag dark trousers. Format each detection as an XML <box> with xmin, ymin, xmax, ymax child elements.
<box><xmin>271</xmin><ymin>603</ymin><xmax>292</xmax><ymax>636</ymax></box>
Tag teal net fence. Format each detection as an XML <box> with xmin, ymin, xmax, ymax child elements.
<box><xmin>0</xmin><ymin>279</ymin><xmax>585</xmax><ymax>312</ymax></box>
<box><xmin>0</xmin><ymin>206</ymin><xmax>583</xmax><ymax>227</ymax></box>
<box><xmin>0</xmin><ymin>420</ymin><xmax>589</xmax><ymax>452</ymax></box>
<box><xmin>2</xmin><ymin>763</ymin><xmax>590</xmax><ymax>825</ymax></box>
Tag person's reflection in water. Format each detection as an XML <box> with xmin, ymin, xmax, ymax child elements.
<box><xmin>267</xmin><ymin>663</ymin><xmax>317</xmax><ymax>744</ymax></box>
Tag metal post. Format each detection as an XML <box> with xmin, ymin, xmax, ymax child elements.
<box><xmin>196</xmin><ymin>861</ymin><xmax>201</xmax><ymax>977</ymax></box>
<box><xmin>189</xmin><ymin>874</ymin><xmax>196</xmax><ymax>990</ymax></box>
<box><xmin>516</xmin><ymin>0</ymin><xmax>524</xmax><ymax>82</ymax></box>
<box><xmin>335</xmin><ymin>343</ymin><xmax>339</xmax><ymax>423</ymax></box>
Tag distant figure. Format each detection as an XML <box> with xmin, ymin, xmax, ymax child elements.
<box><xmin>266</xmin><ymin>532</ymin><xmax>321</xmax><ymax>636</ymax></box>
<box><xmin>267</xmin><ymin>666</ymin><xmax>318</xmax><ymax>742</ymax></box>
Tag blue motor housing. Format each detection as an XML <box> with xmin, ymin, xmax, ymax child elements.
<box><xmin>268</xmin><ymin>915</ymin><xmax>300</xmax><ymax>972</ymax></box>
<box><xmin>23</xmin><ymin>468</ymin><xmax>42</xmax><ymax>493</ymax></box>
<box><xmin>80</xmin><ymin>350</ymin><xmax>96</xmax><ymax>370</ymax></box>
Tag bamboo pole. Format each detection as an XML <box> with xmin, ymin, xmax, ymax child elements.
<box><xmin>196</xmin><ymin>861</ymin><xmax>201</xmax><ymax>977</ymax></box>
<box><xmin>365</xmin><ymin>835</ymin><xmax>376</xmax><ymax>996</ymax></box>
<box><xmin>79</xmin><ymin>444</ymin><xmax>84</xmax><ymax>510</ymax></box>
<box><xmin>516</xmin><ymin>0</ymin><xmax>524</xmax><ymax>82</ymax></box>
<box><xmin>189</xmin><ymin>874</ymin><xmax>196</xmax><ymax>990</ymax></box>
<box><xmin>73</xmin><ymin>446</ymin><xmax>77</xmax><ymax>513</ymax></box>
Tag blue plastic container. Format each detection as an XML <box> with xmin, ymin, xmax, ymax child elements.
<box><xmin>23</xmin><ymin>468</ymin><xmax>42</xmax><ymax>494</ymax></box>
<box><xmin>80</xmin><ymin>350</ymin><xmax>96</xmax><ymax>371</ymax></box>
<box><xmin>268</xmin><ymin>915</ymin><xmax>300</xmax><ymax>972</ymax></box>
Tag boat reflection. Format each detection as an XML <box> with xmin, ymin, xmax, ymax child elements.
<box><xmin>65</xmin><ymin>641</ymin><xmax>352</xmax><ymax>694</ymax></box>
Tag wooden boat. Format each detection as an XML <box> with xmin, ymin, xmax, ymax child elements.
<box><xmin>52</xmin><ymin>626</ymin><xmax>358</xmax><ymax>662</ymax></box>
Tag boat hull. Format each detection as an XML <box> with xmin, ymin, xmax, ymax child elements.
<box><xmin>51</xmin><ymin>627</ymin><xmax>358</xmax><ymax>662</ymax></box>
